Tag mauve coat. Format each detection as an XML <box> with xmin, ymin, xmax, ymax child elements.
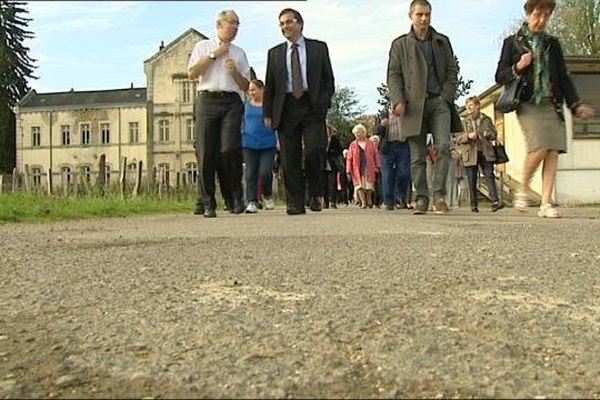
<box><xmin>346</xmin><ymin>139</ymin><xmax>380</xmax><ymax>186</ymax></box>
<box><xmin>387</xmin><ymin>27</ymin><xmax>459</xmax><ymax>140</ymax></box>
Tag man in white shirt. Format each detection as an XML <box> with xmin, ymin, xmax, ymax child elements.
<box><xmin>188</xmin><ymin>9</ymin><xmax>251</xmax><ymax>218</ymax></box>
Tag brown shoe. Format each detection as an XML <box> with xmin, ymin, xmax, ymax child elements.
<box><xmin>412</xmin><ymin>198</ymin><xmax>428</xmax><ymax>215</ymax></box>
<box><xmin>433</xmin><ymin>199</ymin><xmax>449</xmax><ymax>214</ymax></box>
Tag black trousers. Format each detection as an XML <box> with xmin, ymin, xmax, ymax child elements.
<box><xmin>278</xmin><ymin>94</ymin><xmax>326</xmax><ymax>209</ymax></box>
<box><xmin>194</xmin><ymin>93</ymin><xmax>243</xmax><ymax>210</ymax></box>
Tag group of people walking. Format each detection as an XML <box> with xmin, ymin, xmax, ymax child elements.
<box><xmin>187</xmin><ymin>0</ymin><xmax>595</xmax><ymax>219</ymax></box>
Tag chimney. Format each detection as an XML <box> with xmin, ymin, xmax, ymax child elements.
<box><xmin>130</xmin><ymin>82</ymin><xmax>134</xmax><ymax>89</ymax></box>
<box><xmin>159</xmin><ymin>40</ymin><xmax>165</xmax><ymax>51</ymax></box>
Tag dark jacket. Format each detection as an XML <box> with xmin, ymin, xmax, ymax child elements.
<box><xmin>326</xmin><ymin>134</ymin><xmax>344</xmax><ymax>172</ymax></box>
<box><xmin>495</xmin><ymin>29</ymin><xmax>581</xmax><ymax>113</ymax></box>
<box><xmin>263</xmin><ymin>38</ymin><xmax>335</xmax><ymax>130</ymax></box>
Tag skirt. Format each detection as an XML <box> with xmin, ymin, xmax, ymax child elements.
<box><xmin>516</xmin><ymin>100</ymin><xmax>566</xmax><ymax>153</ymax></box>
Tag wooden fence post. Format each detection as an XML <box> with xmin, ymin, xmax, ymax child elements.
<box><xmin>47</xmin><ymin>168</ymin><xmax>53</xmax><ymax>195</ymax></box>
<box><xmin>133</xmin><ymin>160</ymin><xmax>143</xmax><ymax>198</ymax></box>
<box><xmin>72</xmin><ymin>170</ymin><xmax>79</xmax><ymax>197</ymax></box>
<box><xmin>0</xmin><ymin>174</ymin><xmax>3</xmax><ymax>194</ymax></box>
<box><xmin>97</xmin><ymin>154</ymin><xmax>106</xmax><ymax>195</ymax></box>
<box><xmin>12</xmin><ymin>168</ymin><xmax>18</xmax><ymax>193</ymax></box>
<box><xmin>120</xmin><ymin>157</ymin><xmax>127</xmax><ymax>199</ymax></box>
<box><xmin>23</xmin><ymin>165</ymin><xmax>32</xmax><ymax>193</ymax></box>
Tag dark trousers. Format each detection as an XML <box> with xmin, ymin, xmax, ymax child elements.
<box><xmin>194</xmin><ymin>94</ymin><xmax>244</xmax><ymax>210</ymax></box>
<box><xmin>465</xmin><ymin>153</ymin><xmax>499</xmax><ymax>208</ymax></box>
<box><xmin>380</xmin><ymin>141</ymin><xmax>411</xmax><ymax>206</ymax></box>
<box><xmin>278</xmin><ymin>94</ymin><xmax>326</xmax><ymax>209</ymax></box>
<box><xmin>322</xmin><ymin>170</ymin><xmax>340</xmax><ymax>206</ymax></box>
<box><xmin>243</xmin><ymin>147</ymin><xmax>276</xmax><ymax>203</ymax></box>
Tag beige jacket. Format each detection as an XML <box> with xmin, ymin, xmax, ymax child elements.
<box><xmin>455</xmin><ymin>113</ymin><xmax>497</xmax><ymax>167</ymax></box>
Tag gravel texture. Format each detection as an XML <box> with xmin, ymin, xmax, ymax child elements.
<box><xmin>1</xmin><ymin>206</ymin><xmax>600</xmax><ymax>398</ymax></box>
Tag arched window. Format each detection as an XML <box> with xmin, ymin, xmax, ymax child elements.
<box><xmin>31</xmin><ymin>166</ymin><xmax>43</xmax><ymax>187</ymax></box>
<box><xmin>185</xmin><ymin>162</ymin><xmax>198</xmax><ymax>184</ymax></box>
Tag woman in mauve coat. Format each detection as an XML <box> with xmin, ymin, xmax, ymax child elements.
<box><xmin>346</xmin><ymin>124</ymin><xmax>380</xmax><ymax>209</ymax></box>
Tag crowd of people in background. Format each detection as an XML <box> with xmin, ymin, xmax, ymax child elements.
<box><xmin>187</xmin><ymin>0</ymin><xmax>595</xmax><ymax>219</ymax></box>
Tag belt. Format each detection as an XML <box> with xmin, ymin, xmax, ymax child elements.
<box><xmin>199</xmin><ymin>90</ymin><xmax>238</xmax><ymax>98</ymax></box>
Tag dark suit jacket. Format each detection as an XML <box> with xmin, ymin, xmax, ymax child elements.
<box><xmin>263</xmin><ymin>37</ymin><xmax>335</xmax><ymax>130</ymax></box>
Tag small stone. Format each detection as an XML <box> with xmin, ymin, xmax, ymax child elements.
<box><xmin>54</xmin><ymin>375</ymin><xmax>79</xmax><ymax>388</ymax></box>
<box><xmin>0</xmin><ymin>335</ymin><xmax>8</xmax><ymax>341</ymax></box>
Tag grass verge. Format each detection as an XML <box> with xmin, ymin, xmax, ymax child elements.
<box><xmin>0</xmin><ymin>193</ymin><xmax>195</xmax><ymax>224</ymax></box>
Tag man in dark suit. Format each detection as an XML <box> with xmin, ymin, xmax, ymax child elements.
<box><xmin>263</xmin><ymin>8</ymin><xmax>335</xmax><ymax>215</ymax></box>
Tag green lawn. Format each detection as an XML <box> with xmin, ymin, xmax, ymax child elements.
<box><xmin>0</xmin><ymin>193</ymin><xmax>196</xmax><ymax>224</ymax></box>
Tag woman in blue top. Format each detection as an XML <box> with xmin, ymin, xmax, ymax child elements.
<box><xmin>243</xmin><ymin>79</ymin><xmax>278</xmax><ymax>213</ymax></box>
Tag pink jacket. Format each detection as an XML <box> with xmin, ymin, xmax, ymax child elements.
<box><xmin>346</xmin><ymin>139</ymin><xmax>380</xmax><ymax>185</ymax></box>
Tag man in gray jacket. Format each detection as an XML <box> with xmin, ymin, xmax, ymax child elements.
<box><xmin>387</xmin><ymin>0</ymin><xmax>458</xmax><ymax>214</ymax></box>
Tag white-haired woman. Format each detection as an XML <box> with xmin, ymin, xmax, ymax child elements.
<box><xmin>346</xmin><ymin>124</ymin><xmax>380</xmax><ymax>208</ymax></box>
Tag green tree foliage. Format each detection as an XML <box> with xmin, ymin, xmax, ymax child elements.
<box><xmin>327</xmin><ymin>86</ymin><xmax>365</xmax><ymax>147</ymax></box>
<box><xmin>0</xmin><ymin>1</ymin><xmax>36</xmax><ymax>173</ymax></box>
<box><xmin>502</xmin><ymin>0</ymin><xmax>600</xmax><ymax>56</ymax></box>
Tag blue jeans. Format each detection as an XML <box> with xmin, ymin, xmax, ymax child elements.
<box><xmin>380</xmin><ymin>141</ymin><xmax>411</xmax><ymax>206</ymax></box>
<box><xmin>465</xmin><ymin>154</ymin><xmax>499</xmax><ymax>208</ymax></box>
<box><xmin>407</xmin><ymin>96</ymin><xmax>451</xmax><ymax>204</ymax></box>
<box><xmin>243</xmin><ymin>147</ymin><xmax>276</xmax><ymax>203</ymax></box>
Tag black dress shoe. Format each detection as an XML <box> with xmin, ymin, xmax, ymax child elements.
<box><xmin>286</xmin><ymin>207</ymin><xmax>306</xmax><ymax>215</ymax></box>
<box><xmin>309</xmin><ymin>197</ymin><xmax>322</xmax><ymax>212</ymax></box>
<box><xmin>231</xmin><ymin>198</ymin><xmax>244</xmax><ymax>214</ymax></box>
<box><xmin>491</xmin><ymin>202</ymin><xmax>505</xmax><ymax>212</ymax></box>
<box><xmin>204</xmin><ymin>208</ymin><xmax>217</xmax><ymax>218</ymax></box>
<box><xmin>193</xmin><ymin>205</ymin><xmax>205</xmax><ymax>215</ymax></box>
<box><xmin>385</xmin><ymin>203</ymin><xmax>395</xmax><ymax>211</ymax></box>
<box><xmin>331</xmin><ymin>203</ymin><xmax>338</xmax><ymax>209</ymax></box>
<box><xmin>471</xmin><ymin>207</ymin><xmax>479</xmax><ymax>213</ymax></box>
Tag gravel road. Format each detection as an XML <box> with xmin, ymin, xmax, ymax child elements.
<box><xmin>1</xmin><ymin>206</ymin><xmax>600</xmax><ymax>398</ymax></box>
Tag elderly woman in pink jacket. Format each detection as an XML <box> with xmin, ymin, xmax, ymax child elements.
<box><xmin>346</xmin><ymin>124</ymin><xmax>380</xmax><ymax>208</ymax></box>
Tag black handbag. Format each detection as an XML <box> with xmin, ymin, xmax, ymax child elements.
<box><xmin>492</xmin><ymin>142</ymin><xmax>509</xmax><ymax>164</ymax></box>
<box><xmin>495</xmin><ymin>77</ymin><xmax>524</xmax><ymax>113</ymax></box>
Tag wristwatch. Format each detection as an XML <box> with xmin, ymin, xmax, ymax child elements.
<box><xmin>208</xmin><ymin>52</ymin><xmax>216</xmax><ymax>61</ymax></box>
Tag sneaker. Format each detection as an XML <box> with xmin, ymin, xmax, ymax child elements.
<box><xmin>413</xmin><ymin>198</ymin><xmax>428</xmax><ymax>215</ymax></box>
<box><xmin>538</xmin><ymin>203</ymin><xmax>561</xmax><ymax>218</ymax></box>
<box><xmin>263</xmin><ymin>197</ymin><xmax>275</xmax><ymax>210</ymax></box>
<box><xmin>514</xmin><ymin>192</ymin><xmax>529</xmax><ymax>212</ymax></box>
<box><xmin>245</xmin><ymin>202</ymin><xmax>258</xmax><ymax>214</ymax></box>
<box><xmin>433</xmin><ymin>199</ymin><xmax>449</xmax><ymax>214</ymax></box>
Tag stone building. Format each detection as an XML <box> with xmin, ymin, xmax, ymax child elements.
<box><xmin>14</xmin><ymin>28</ymin><xmax>207</xmax><ymax>190</ymax></box>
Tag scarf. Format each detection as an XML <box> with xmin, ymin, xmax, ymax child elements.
<box><xmin>521</xmin><ymin>22</ymin><xmax>551</xmax><ymax>106</ymax></box>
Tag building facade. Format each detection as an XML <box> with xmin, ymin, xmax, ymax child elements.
<box><xmin>14</xmin><ymin>28</ymin><xmax>207</xmax><ymax>190</ymax></box>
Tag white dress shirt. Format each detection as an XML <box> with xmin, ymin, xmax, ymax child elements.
<box><xmin>187</xmin><ymin>38</ymin><xmax>251</xmax><ymax>100</ymax></box>
<box><xmin>286</xmin><ymin>36</ymin><xmax>308</xmax><ymax>93</ymax></box>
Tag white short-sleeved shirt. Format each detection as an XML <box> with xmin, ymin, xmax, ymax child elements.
<box><xmin>188</xmin><ymin>38</ymin><xmax>251</xmax><ymax>100</ymax></box>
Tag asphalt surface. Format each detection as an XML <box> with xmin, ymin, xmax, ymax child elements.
<box><xmin>1</xmin><ymin>205</ymin><xmax>600</xmax><ymax>398</ymax></box>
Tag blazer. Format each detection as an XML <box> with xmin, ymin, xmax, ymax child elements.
<box><xmin>495</xmin><ymin>29</ymin><xmax>581</xmax><ymax>113</ymax></box>
<box><xmin>263</xmin><ymin>37</ymin><xmax>335</xmax><ymax>130</ymax></box>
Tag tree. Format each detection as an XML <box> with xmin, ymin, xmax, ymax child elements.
<box><xmin>501</xmin><ymin>0</ymin><xmax>600</xmax><ymax>56</ymax></box>
<box><xmin>0</xmin><ymin>1</ymin><xmax>36</xmax><ymax>173</ymax></box>
<box><xmin>327</xmin><ymin>86</ymin><xmax>365</xmax><ymax>147</ymax></box>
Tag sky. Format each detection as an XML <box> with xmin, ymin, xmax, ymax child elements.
<box><xmin>24</xmin><ymin>0</ymin><xmax>525</xmax><ymax>114</ymax></box>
